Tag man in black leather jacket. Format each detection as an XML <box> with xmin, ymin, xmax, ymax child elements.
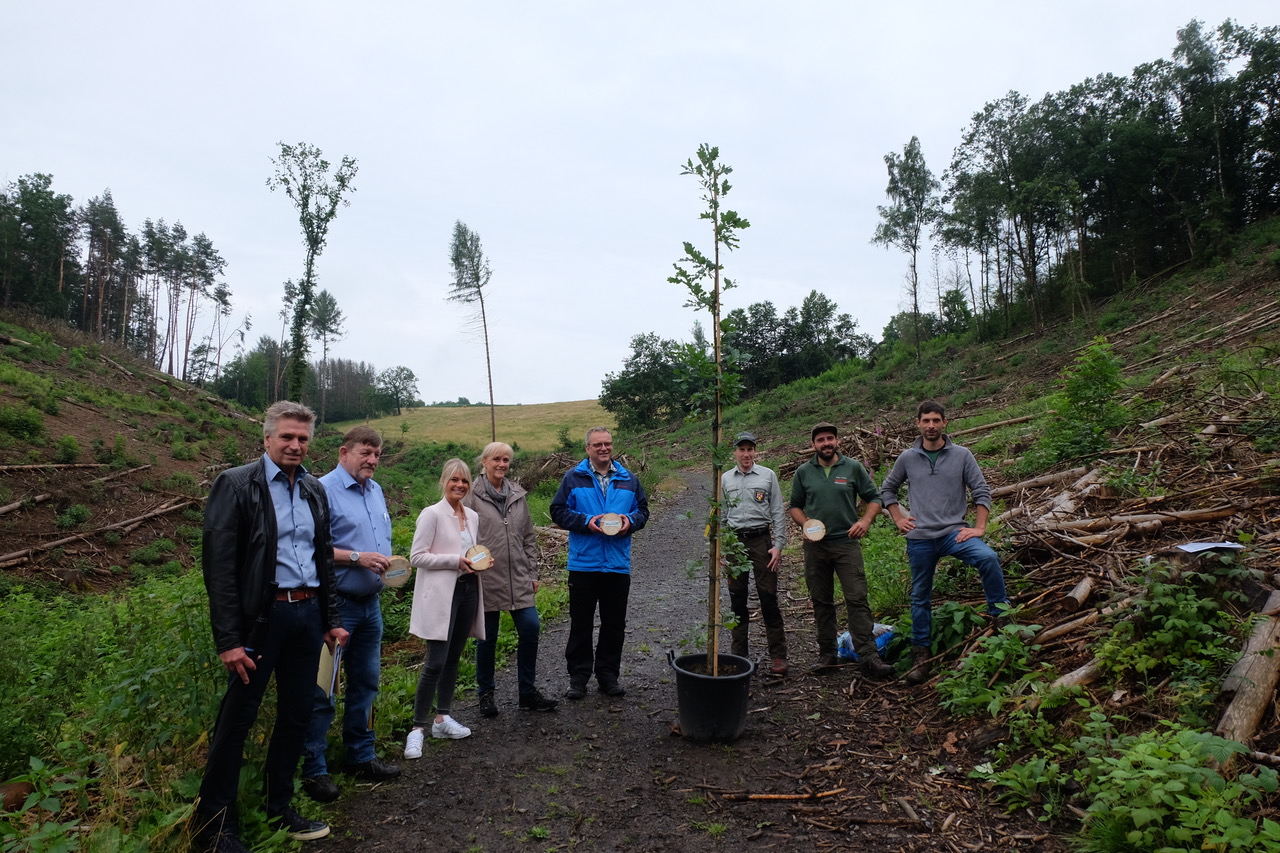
<box><xmin>193</xmin><ymin>401</ymin><xmax>349</xmax><ymax>853</ymax></box>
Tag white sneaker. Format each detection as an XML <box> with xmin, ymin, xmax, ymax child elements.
<box><xmin>430</xmin><ymin>715</ymin><xmax>471</xmax><ymax>739</ymax></box>
<box><xmin>404</xmin><ymin>727</ymin><xmax>424</xmax><ymax>759</ymax></box>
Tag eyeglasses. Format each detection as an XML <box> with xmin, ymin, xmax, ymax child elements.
<box><xmin>589</xmin><ymin>442</ymin><xmax>613</xmax><ymax>449</ymax></box>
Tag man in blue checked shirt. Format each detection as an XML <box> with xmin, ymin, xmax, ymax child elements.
<box><xmin>300</xmin><ymin>426</ymin><xmax>400</xmax><ymax>802</ymax></box>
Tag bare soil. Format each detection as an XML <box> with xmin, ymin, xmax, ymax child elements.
<box><xmin>308</xmin><ymin>476</ymin><xmax>1064</xmax><ymax>853</ymax></box>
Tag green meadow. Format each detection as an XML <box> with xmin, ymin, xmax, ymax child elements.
<box><xmin>333</xmin><ymin>399</ymin><xmax>613</xmax><ymax>453</ymax></box>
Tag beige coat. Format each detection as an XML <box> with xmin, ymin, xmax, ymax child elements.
<box><xmin>408</xmin><ymin>499</ymin><xmax>486</xmax><ymax>642</ymax></box>
<box><xmin>463</xmin><ymin>478</ymin><xmax>539</xmax><ymax>612</ymax></box>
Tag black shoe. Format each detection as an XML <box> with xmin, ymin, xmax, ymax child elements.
<box><xmin>598</xmin><ymin>680</ymin><xmax>626</xmax><ymax>697</ymax></box>
<box><xmin>814</xmin><ymin>652</ymin><xmax>840</xmax><ymax>669</ymax></box>
<box><xmin>564</xmin><ymin>684</ymin><xmax>587</xmax><ymax>701</ymax></box>
<box><xmin>267</xmin><ymin>807</ymin><xmax>331</xmax><ymax>841</ymax></box>
<box><xmin>300</xmin><ymin>773</ymin><xmax>339</xmax><ymax>803</ymax></box>
<box><xmin>192</xmin><ymin>814</ymin><xmax>250</xmax><ymax>853</ymax></box>
<box><xmin>202</xmin><ymin>830</ymin><xmax>250</xmax><ymax>853</ymax></box>
<box><xmin>342</xmin><ymin>757</ymin><xmax>400</xmax><ymax>781</ymax></box>
<box><xmin>478</xmin><ymin>689</ymin><xmax>499</xmax><ymax>718</ymax></box>
<box><xmin>519</xmin><ymin>689</ymin><xmax>558</xmax><ymax>711</ymax></box>
<box><xmin>860</xmin><ymin>655</ymin><xmax>896</xmax><ymax>680</ymax></box>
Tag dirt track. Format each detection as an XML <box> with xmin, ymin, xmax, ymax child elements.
<box><xmin>309</xmin><ymin>475</ymin><xmax>1063</xmax><ymax>852</ymax></box>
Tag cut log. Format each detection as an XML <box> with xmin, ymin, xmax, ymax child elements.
<box><xmin>990</xmin><ymin>467</ymin><xmax>1088</xmax><ymax>499</ymax></box>
<box><xmin>1067</xmin><ymin>520</ymin><xmax>1163</xmax><ymax>547</ymax></box>
<box><xmin>1217</xmin><ymin>591</ymin><xmax>1280</xmax><ymax>749</ymax></box>
<box><xmin>1034</xmin><ymin>468</ymin><xmax>1106</xmax><ymax>526</ymax></box>
<box><xmin>1034</xmin><ymin>597</ymin><xmax>1134</xmax><ymax>644</ymax></box>
<box><xmin>0</xmin><ymin>465</ymin><xmax>151</xmax><ymax>517</ymax></box>
<box><xmin>0</xmin><ymin>463</ymin><xmax>112</xmax><ymax>472</ymax></box>
<box><xmin>1052</xmin><ymin>659</ymin><xmax>1101</xmax><ymax>691</ymax></box>
<box><xmin>993</xmin><ymin>505</ymin><xmax>1026</xmax><ymax>525</ymax></box>
<box><xmin>0</xmin><ymin>499</ymin><xmax>195</xmax><ymax>567</ymax></box>
<box><xmin>1061</xmin><ymin>576</ymin><xmax>1095</xmax><ymax>612</ymax></box>
<box><xmin>1036</xmin><ymin>504</ymin><xmax>1243</xmax><ymax>532</ymax></box>
<box><xmin>950</xmin><ymin>414</ymin><xmax>1041</xmax><ymax>439</ymax></box>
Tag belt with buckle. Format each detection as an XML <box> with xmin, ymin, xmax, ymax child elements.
<box><xmin>276</xmin><ymin>588</ymin><xmax>318</xmax><ymax>602</ymax></box>
<box><xmin>735</xmin><ymin>526</ymin><xmax>770</xmax><ymax>539</ymax></box>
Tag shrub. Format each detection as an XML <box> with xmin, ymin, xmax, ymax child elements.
<box><xmin>0</xmin><ymin>405</ymin><xmax>45</xmax><ymax>441</ymax></box>
<box><xmin>1032</xmin><ymin>338</ymin><xmax>1126</xmax><ymax>465</ymax></box>
<box><xmin>53</xmin><ymin>435</ymin><xmax>80</xmax><ymax>464</ymax></box>
<box><xmin>55</xmin><ymin>504</ymin><xmax>91</xmax><ymax>530</ymax></box>
<box><xmin>936</xmin><ymin>621</ymin><xmax>1048</xmax><ymax>717</ymax></box>
<box><xmin>1075</xmin><ymin>726</ymin><xmax>1280</xmax><ymax>853</ymax></box>
<box><xmin>1095</xmin><ymin>557</ymin><xmax>1246</xmax><ymax>686</ymax></box>
<box><xmin>128</xmin><ymin>539</ymin><xmax>177</xmax><ymax>565</ymax></box>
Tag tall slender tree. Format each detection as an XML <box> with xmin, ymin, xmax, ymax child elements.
<box><xmin>447</xmin><ymin>220</ymin><xmax>497</xmax><ymax>441</ymax></box>
<box><xmin>669</xmin><ymin>143</ymin><xmax>750</xmax><ymax>674</ymax></box>
<box><xmin>873</xmin><ymin>136</ymin><xmax>941</xmax><ymax>358</ymax></box>
<box><xmin>267</xmin><ymin>141</ymin><xmax>358</xmax><ymax>402</ymax></box>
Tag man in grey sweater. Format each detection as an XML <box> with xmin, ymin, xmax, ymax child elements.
<box><xmin>880</xmin><ymin>401</ymin><xmax>1009</xmax><ymax>685</ymax></box>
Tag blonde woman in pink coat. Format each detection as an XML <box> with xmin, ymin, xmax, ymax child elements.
<box><xmin>403</xmin><ymin>458</ymin><xmax>486</xmax><ymax>760</ymax></box>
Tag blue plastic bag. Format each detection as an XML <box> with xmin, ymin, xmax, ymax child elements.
<box><xmin>836</xmin><ymin>624</ymin><xmax>895</xmax><ymax>661</ymax></box>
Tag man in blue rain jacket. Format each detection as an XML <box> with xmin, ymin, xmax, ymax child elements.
<box><xmin>550</xmin><ymin>426</ymin><xmax>649</xmax><ymax>700</ymax></box>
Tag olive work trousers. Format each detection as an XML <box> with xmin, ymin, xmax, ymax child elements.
<box><xmin>727</xmin><ymin>530</ymin><xmax>788</xmax><ymax>660</ymax></box>
<box><xmin>802</xmin><ymin>537</ymin><xmax>877</xmax><ymax>659</ymax></box>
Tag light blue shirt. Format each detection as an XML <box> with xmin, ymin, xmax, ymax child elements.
<box><xmin>263</xmin><ymin>453</ymin><xmax>319</xmax><ymax>589</ymax></box>
<box><xmin>320</xmin><ymin>465</ymin><xmax>393</xmax><ymax>597</ymax></box>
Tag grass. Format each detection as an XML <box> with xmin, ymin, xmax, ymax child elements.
<box><xmin>332</xmin><ymin>400</ymin><xmax>613</xmax><ymax>453</ymax></box>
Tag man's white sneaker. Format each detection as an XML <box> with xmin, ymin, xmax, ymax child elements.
<box><xmin>404</xmin><ymin>727</ymin><xmax>424</xmax><ymax>759</ymax></box>
<box><xmin>430</xmin><ymin>715</ymin><xmax>471</xmax><ymax>739</ymax></box>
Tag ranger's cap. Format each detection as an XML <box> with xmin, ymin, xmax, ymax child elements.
<box><xmin>811</xmin><ymin>422</ymin><xmax>838</xmax><ymax>440</ymax></box>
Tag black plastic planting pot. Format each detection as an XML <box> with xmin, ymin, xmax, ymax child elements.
<box><xmin>668</xmin><ymin>651</ymin><xmax>755</xmax><ymax>743</ymax></box>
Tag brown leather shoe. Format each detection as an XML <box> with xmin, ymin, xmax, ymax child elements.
<box><xmin>770</xmin><ymin>657</ymin><xmax>789</xmax><ymax>676</ymax></box>
<box><xmin>904</xmin><ymin>645</ymin><xmax>933</xmax><ymax>686</ymax></box>
<box><xmin>859</xmin><ymin>654</ymin><xmax>895</xmax><ymax>680</ymax></box>
<box><xmin>814</xmin><ymin>652</ymin><xmax>840</xmax><ymax>669</ymax></box>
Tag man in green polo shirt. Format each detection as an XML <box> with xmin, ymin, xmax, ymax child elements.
<box><xmin>788</xmin><ymin>422</ymin><xmax>894</xmax><ymax>678</ymax></box>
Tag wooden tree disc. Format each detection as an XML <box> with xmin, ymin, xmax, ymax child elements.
<box><xmin>383</xmin><ymin>555</ymin><xmax>412</xmax><ymax>588</ymax></box>
<box><xmin>466</xmin><ymin>544</ymin><xmax>493</xmax><ymax>571</ymax></box>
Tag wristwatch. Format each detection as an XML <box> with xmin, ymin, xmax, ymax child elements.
<box><xmin>349</xmin><ymin>551</ymin><xmax>361</xmax><ymax>564</ymax></box>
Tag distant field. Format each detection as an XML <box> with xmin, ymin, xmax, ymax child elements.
<box><xmin>333</xmin><ymin>400</ymin><xmax>614</xmax><ymax>453</ymax></box>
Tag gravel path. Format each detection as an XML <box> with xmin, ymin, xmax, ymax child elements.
<box><xmin>312</xmin><ymin>473</ymin><xmax>786</xmax><ymax>852</ymax></box>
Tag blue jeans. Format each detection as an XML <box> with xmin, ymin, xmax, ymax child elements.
<box><xmin>476</xmin><ymin>606</ymin><xmax>541</xmax><ymax>696</ymax></box>
<box><xmin>302</xmin><ymin>593</ymin><xmax>383</xmax><ymax>776</ymax></box>
<box><xmin>907</xmin><ymin>533</ymin><xmax>1007</xmax><ymax>648</ymax></box>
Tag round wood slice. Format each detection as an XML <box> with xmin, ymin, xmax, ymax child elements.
<box><xmin>466</xmin><ymin>544</ymin><xmax>493</xmax><ymax>571</ymax></box>
<box><xmin>382</xmin><ymin>555</ymin><xmax>412</xmax><ymax>588</ymax></box>
<box><xmin>599</xmin><ymin>513</ymin><xmax>624</xmax><ymax>536</ymax></box>
<box><xmin>802</xmin><ymin>519</ymin><xmax>827</xmax><ymax>541</ymax></box>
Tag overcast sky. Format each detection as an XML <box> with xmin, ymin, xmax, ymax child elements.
<box><xmin>3</xmin><ymin>2</ymin><xmax>1274</xmax><ymax>405</ymax></box>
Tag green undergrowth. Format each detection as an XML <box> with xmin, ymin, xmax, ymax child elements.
<box><xmin>960</xmin><ymin>551</ymin><xmax>1274</xmax><ymax>851</ymax></box>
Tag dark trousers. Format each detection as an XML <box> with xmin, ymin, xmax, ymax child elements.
<box><xmin>802</xmin><ymin>538</ymin><xmax>877</xmax><ymax>659</ymax></box>
<box><xmin>727</xmin><ymin>531</ymin><xmax>787</xmax><ymax>659</ymax></box>
<box><xmin>197</xmin><ymin>597</ymin><xmax>324</xmax><ymax>828</ymax></box>
<box><xmin>565</xmin><ymin>571</ymin><xmax>630</xmax><ymax>686</ymax></box>
<box><xmin>476</xmin><ymin>606</ymin><xmax>541</xmax><ymax>696</ymax></box>
<box><xmin>412</xmin><ymin>576</ymin><xmax>479</xmax><ymax>727</ymax></box>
